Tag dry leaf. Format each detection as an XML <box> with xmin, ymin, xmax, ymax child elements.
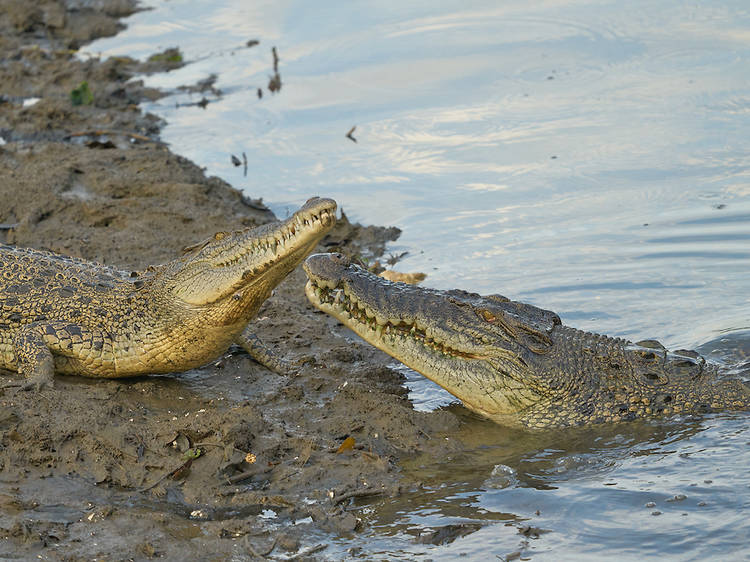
<box><xmin>379</xmin><ymin>270</ymin><xmax>427</xmax><ymax>284</ymax></box>
<box><xmin>170</xmin><ymin>458</ymin><xmax>193</xmax><ymax>480</ymax></box>
<box><xmin>336</xmin><ymin>436</ymin><xmax>355</xmax><ymax>454</ymax></box>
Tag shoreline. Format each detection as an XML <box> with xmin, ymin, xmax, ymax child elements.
<box><xmin>0</xmin><ymin>1</ymin><xmax>462</xmax><ymax>558</ymax></box>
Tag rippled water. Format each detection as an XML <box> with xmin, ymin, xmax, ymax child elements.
<box><xmin>86</xmin><ymin>1</ymin><xmax>750</xmax><ymax>559</ymax></box>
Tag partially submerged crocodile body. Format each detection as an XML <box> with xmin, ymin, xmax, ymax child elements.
<box><xmin>304</xmin><ymin>253</ymin><xmax>750</xmax><ymax>429</ymax></box>
<box><xmin>0</xmin><ymin>197</ymin><xmax>336</xmax><ymax>388</ymax></box>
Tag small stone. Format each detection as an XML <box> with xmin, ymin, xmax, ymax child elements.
<box><xmin>136</xmin><ymin>542</ymin><xmax>157</xmax><ymax>558</ymax></box>
<box><xmin>332</xmin><ymin>512</ymin><xmax>359</xmax><ymax>533</ymax></box>
<box><xmin>276</xmin><ymin>532</ymin><xmax>300</xmax><ymax>552</ymax></box>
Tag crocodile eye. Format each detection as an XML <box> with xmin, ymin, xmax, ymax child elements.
<box><xmin>478</xmin><ymin>309</ymin><xmax>497</xmax><ymax>322</ymax></box>
<box><xmin>214</xmin><ymin>232</ymin><xmax>228</xmax><ymax>241</ymax></box>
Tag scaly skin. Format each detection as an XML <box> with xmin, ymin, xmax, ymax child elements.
<box><xmin>303</xmin><ymin>253</ymin><xmax>750</xmax><ymax>429</ymax></box>
<box><xmin>0</xmin><ymin>197</ymin><xmax>336</xmax><ymax>389</ymax></box>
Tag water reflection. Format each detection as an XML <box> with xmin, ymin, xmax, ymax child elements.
<box><xmin>357</xmin><ymin>414</ymin><xmax>748</xmax><ymax>560</ymax></box>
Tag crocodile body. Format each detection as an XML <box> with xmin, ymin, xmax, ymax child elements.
<box><xmin>304</xmin><ymin>253</ymin><xmax>750</xmax><ymax>429</ymax></box>
<box><xmin>0</xmin><ymin>197</ymin><xmax>336</xmax><ymax>388</ymax></box>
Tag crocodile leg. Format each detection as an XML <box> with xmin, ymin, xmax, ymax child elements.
<box><xmin>11</xmin><ymin>322</ymin><xmax>114</xmax><ymax>390</ymax></box>
<box><xmin>235</xmin><ymin>326</ymin><xmax>293</xmax><ymax>375</ymax></box>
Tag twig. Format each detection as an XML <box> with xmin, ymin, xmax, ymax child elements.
<box><xmin>259</xmin><ymin>537</ymin><xmax>277</xmax><ymax>556</ymax></box>
<box><xmin>288</xmin><ymin>543</ymin><xmax>327</xmax><ymax>560</ymax></box>
<box><xmin>225</xmin><ymin>467</ymin><xmax>263</xmax><ymax>485</ymax></box>
<box><xmin>136</xmin><ymin>468</ymin><xmax>174</xmax><ymax>493</ymax></box>
<box><xmin>136</xmin><ymin>459</ymin><xmax>192</xmax><ymax>493</ymax></box>
<box><xmin>244</xmin><ymin>541</ymin><xmax>262</xmax><ymax>560</ymax></box>
<box><xmin>278</xmin><ymin>468</ymin><xmax>301</xmax><ymax>482</ymax></box>
<box><xmin>194</xmin><ymin>441</ymin><xmax>245</xmax><ymax>454</ymax></box>
<box><xmin>332</xmin><ymin>487</ymin><xmax>386</xmax><ymax>505</ymax></box>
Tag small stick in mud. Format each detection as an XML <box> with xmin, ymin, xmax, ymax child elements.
<box><xmin>331</xmin><ymin>486</ymin><xmax>387</xmax><ymax>505</ymax></box>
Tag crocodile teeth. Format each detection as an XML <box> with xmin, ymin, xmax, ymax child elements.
<box><xmin>333</xmin><ymin>289</ymin><xmax>344</xmax><ymax>305</ymax></box>
<box><xmin>310</xmin><ymin>280</ymin><xmax>480</xmax><ymax>360</ymax></box>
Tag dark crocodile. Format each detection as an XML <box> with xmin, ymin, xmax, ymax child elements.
<box><xmin>0</xmin><ymin>197</ymin><xmax>336</xmax><ymax>389</ymax></box>
<box><xmin>304</xmin><ymin>253</ymin><xmax>750</xmax><ymax>429</ymax></box>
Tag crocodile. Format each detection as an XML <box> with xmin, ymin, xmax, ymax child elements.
<box><xmin>0</xmin><ymin>197</ymin><xmax>336</xmax><ymax>389</ymax></box>
<box><xmin>304</xmin><ymin>253</ymin><xmax>750</xmax><ymax>429</ymax></box>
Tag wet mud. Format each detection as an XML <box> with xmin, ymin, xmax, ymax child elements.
<box><xmin>0</xmin><ymin>1</ymin><xmax>465</xmax><ymax>559</ymax></box>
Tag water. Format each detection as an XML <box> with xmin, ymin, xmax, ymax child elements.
<box><xmin>341</xmin><ymin>414</ymin><xmax>750</xmax><ymax>560</ymax></box>
<box><xmin>85</xmin><ymin>1</ymin><xmax>750</xmax><ymax>559</ymax></box>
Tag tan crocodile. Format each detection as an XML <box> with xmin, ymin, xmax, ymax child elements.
<box><xmin>0</xmin><ymin>197</ymin><xmax>336</xmax><ymax>389</ymax></box>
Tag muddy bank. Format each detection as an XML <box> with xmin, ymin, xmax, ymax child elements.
<box><xmin>0</xmin><ymin>1</ymin><xmax>465</xmax><ymax>559</ymax></box>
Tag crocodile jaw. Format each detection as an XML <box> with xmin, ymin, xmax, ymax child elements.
<box><xmin>303</xmin><ymin>253</ymin><xmax>543</xmax><ymax>422</ymax></box>
<box><xmin>165</xmin><ymin>197</ymin><xmax>336</xmax><ymax>307</ymax></box>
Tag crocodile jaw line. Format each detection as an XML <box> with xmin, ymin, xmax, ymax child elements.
<box><xmin>305</xmin><ymin>279</ymin><xmax>487</xmax><ymax>362</ymax></box>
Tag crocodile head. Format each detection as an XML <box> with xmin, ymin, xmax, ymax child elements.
<box><xmin>305</xmin><ymin>253</ymin><xmax>750</xmax><ymax>427</ymax></box>
<box><xmin>157</xmin><ymin>197</ymin><xmax>336</xmax><ymax>320</ymax></box>
<box><xmin>303</xmin><ymin>253</ymin><xmax>562</xmax><ymax>425</ymax></box>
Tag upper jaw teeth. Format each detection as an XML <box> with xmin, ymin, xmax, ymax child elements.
<box><xmin>296</xmin><ymin>209</ymin><xmax>332</xmax><ymax>229</ymax></box>
<box><xmin>216</xmin><ymin>210</ymin><xmax>334</xmax><ymax>267</ymax></box>
<box><xmin>264</xmin><ymin>209</ymin><xmax>333</xmax><ymax>251</ymax></box>
<box><xmin>311</xmin><ymin>280</ymin><xmax>478</xmax><ymax>359</ymax></box>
